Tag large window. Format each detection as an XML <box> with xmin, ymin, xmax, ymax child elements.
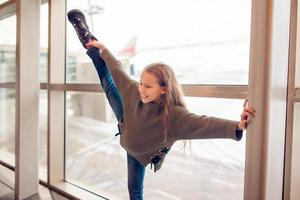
<box><xmin>65</xmin><ymin>0</ymin><xmax>250</xmax><ymax>199</ymax></box>
<box><xmin>65</xmin><ymin>92</ymin><xmax>124</xmax><ymax>195</ymax></box>
<box><xmin>39</xmin><ymin>2</ymin><xmax>48</xmax><ymax>179</ymax></box>
<box><xmin>0</xmin><ymin>88</ymin><xmax>15</xmax><ymax>165</ymax></box>
<box><xmin>66</xmin><ymin>0</ymin><xmax>251</xmax><ymax>84</ymax></box>
<box><xmin>0</xmin><ymin>2</ymin><xmax>48</xmax><ymax>175</ymax></box>
<box><xmin>0</xmin><ymin>15</ymin><xmax>16</xmax><ymax>166</ymax></box>
<box><xmin>65</xmin><ymin>94</ymin><xmax>245</xmax><ymax>199</ymax></box>
<box><xmin>144</xmin><ymin>98</ymin><xmax>245</xmax><ymax>199</ymax></box>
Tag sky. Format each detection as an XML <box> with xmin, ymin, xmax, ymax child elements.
<box><xmin>64</xmin><ymin>0</ymin><xmax>252</xmax><ymax>85</ymax></box>
<box><xmin>0</xmin><ymin>0</ymin><xmax>251</xmax><ymax>50</ymax></box>
<box><xmin>0</xmin><ymin>0</ymin><xmax>252</xmax><ymax>84</ymax></box>
<box><xmin>66</xmin><ymin>0</ymin><xmax>251</xmax><ymax>51</ymax></box>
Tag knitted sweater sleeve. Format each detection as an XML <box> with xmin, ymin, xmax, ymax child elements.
<box><xmin>100</xmin><ymin>48</ymin><xmax>137</xmax><ymax>97</ymax></box>
<box><xmin>172</xmin><ymin>107</ymin><xmax>242</xmax><ymax>141</ymax></box>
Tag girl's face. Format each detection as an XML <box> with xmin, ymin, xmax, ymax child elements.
<box><xmin>139</xmin><ymin>71</ymin><xmax>166</xmax><ymax>104</ymax></box>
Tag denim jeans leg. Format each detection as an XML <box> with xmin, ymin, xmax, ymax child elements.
<box><xmin>86</xmin><ymin>47</ymin><xmax>123</xmax><ymax>121</ymax></box>
<box><xmin>127</xmin><ymin>153</ymin><xmax>145</xmax><ymax>200</ymax></box>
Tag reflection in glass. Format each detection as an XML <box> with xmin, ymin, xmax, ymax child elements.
<box><xmin>65</xmin><ymin>92</ymin><xmax>245</xmax><ymax>199</ymax></box>
<box><xmin>66</xmin><ymin>0</ymin><xmax>251</xmax><ymax>85</ymax></box>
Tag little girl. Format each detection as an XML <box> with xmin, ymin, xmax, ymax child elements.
<box><xmin>67</xmin><ymin>9</ymin><xmax>255</xmax><ymax>200</ymax></box>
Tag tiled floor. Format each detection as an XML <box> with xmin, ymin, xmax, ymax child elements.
<box><xmin>0</xmin><ymin>180</ymin><xmax>13</xmax><ymax>200</ymax></box>
<box><xmin>0</xmin><ymin>164</ymin><xmax>70</xmax><ymax>200</ymax></box>
<box><xmin>0</xmin><ymin>182</ymin><xmax>72</xmax><ymax>200</ymax></box>
<box><xmin>0</xmin><ymin>182</ymin><xmax>71</xmax><ymax>200</ymax></box>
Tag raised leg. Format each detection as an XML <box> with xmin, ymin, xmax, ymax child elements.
<box><xmin>86</xmin><ymin>47</ymin><xmax>123</xmax><ymax>121</ymax></box>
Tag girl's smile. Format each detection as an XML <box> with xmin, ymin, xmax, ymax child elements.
<box><xmin>139</xmin><ymin>71</ymin><xmax>166</xmax><ymax>104</ymax></box>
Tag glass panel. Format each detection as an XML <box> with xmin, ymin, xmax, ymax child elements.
<box><xmin>0</xmin><ymin>15</ymin><xmax>16</xmax><ymax>83</ymax></box>
<box><xmin>144</xmin><ymin>97</ymin><xmax>245</xmax><ymax>199</ymax></box>
<box><xmin>39</xmin><ymin>90</ymin><xmax>47</xmax><ymax>179</ymax></box>
<box><xmin>65</xmin><ymin>91</ymin><xmax>123</xmax><ymax>195</ymax></box>
<box><xmin>291</xmin><ymin>103</ymin><xmax>300</xmax><ymax>199</ymax></box>
<box><xmin>0</xmin><ymin>88</ymin><xmax>15</xmax><ymax>166</ymax></box>
<box><xmin>65</xmin><ymin>92</ymin><xmax>245</xmax><ymax>199</ymax></box>
<box><xmin>39</xmin><ymin>1</ymin><xmax>48</xmax><ymax>181</ymax></box>
<box><xmin>0</xmin><ymin>14</ymin><xmax>16</xmax><ymax>166</ymax></box>
<box><xmin>66</xmin><ymin>0</ymin><xmax>251</xmax><ymax>84</ymax></box>
<box><xmin>0</xmin><ymin>0</ymin><xmax>9</xmax><ymax>5</ymax></box>
<box><xmin>40</xmin><ymin>2</ymin><xmax>49</xmax><ymax>83</ymax></box>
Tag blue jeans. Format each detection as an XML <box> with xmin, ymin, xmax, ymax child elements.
<box><xmin>87</xmin><ymin>47</ymin><xmax>145</xmax><ymax>200</ymax></box>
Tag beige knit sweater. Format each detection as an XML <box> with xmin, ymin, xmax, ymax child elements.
<box><xmin>100</xmin><ymin>49</ymin><xmax>242</xmax><ymax>171</ymax></box>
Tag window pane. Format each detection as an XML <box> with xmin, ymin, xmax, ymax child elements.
<box><xmin>0</xmin><ymin>0</ymin><xmax>9</xmax><ymax>5</ymax></box>
<box><xmin>0</xmin><ymin>88</ymin><xmax>15</xmax><ymax>166</ymax></box>
<box><xmin>65</xmin><ymin>92</ymin><xmax>124</xmax><ymax>197</ymax></box>
<box><xmin>40</xmin><ymin>2</ymin><xmax>48</xmax><ymax>83</ymax></box>
<box><xmin>144</xmin><ymin>97</ymin><xmax>245</xmax><ymax>199</ymax></box>
<box><xmin>66</xmin><ymin>0</ymin><xmax>251</xmax><ymax>84</ymax></box>
<box><xmin>291</xmin><ymin>103</ymin><xmax>300</xmax><ymax>199</ymax></box>
<box><xmin>39</xmin><ymin>90</ymin><xmax>47</xmax><ymax>180</ymax></box>
<box><xmin>0</xmin><ymin>15</ymin><xmax>16</xmax><ymax>83</ymax></box>
<box><xmin>39</xmin><ymin>1</ymin><xmax>49</xmax><ymax>181</ymax></box>
<box><xmin>65</xmin><ymin>92</ymin><xmax>245</xmax><ymax>199</ymax></box>
<box><xmin>0</xmin><ymin>14</ymin><xmax>16</xmax><ymax>166</ymax></box>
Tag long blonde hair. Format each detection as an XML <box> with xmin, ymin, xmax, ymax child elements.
<box><xmin>144</xmin><ymin>62</ymin><xmax>186</xmax><ymax>146</ymax></box>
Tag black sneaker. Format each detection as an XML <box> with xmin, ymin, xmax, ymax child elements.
<box><xmin>67</xmin><ymin>9</ymin><xmax>97</xmax><ymax>49</ymax></box>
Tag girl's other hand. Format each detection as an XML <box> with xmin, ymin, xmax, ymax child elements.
<box><xmin>238</xmin><ymin>98</ymin><xmax>255</xmax><ymax>130</ymax></box>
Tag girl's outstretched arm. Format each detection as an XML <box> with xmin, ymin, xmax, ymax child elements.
<box><xmin>172</xmin><ymin>107</ymin><xmax>242</xmax><ymax>141</ymax></box>
<box><xmin>172</xmin><ymin>99</ymin><xmax>255</xmax><ymax>141</ymax></box>
<box><xmin>91</xmin><ymin>41</ymin><xmax>137</xmax><ymax>98</ymax></box>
